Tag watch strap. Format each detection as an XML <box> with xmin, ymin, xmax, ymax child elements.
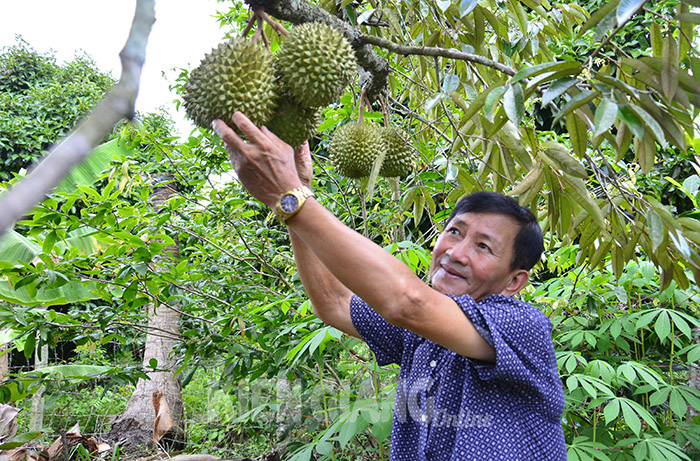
<box><xmin>274</xmin><ymin>186</ymin><xmax>314</xmax><ymax>223</ymax></box>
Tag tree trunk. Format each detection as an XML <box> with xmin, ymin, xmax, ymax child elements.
<box><xmin>106</xmin><ymin>174</ymin><xmax>184</xmax><ymax>454</ymax></box>
<box><xmin>29</xmin><ymin>340</ymin><xmax>48</xmax><ymax>432</ymax></box>
<box><xmin>0</xmin><ymin>343</ymin><xmax>8</xmax><ymax>382</ymax></box>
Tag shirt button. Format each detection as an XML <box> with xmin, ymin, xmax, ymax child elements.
<box><xmin>421</xmin><ymin>414</ymin><xmax>427</xmax><ymax>422</ymax></box>
<box><xmin>429</xmin><ymin>360</ymin><xmax>437</xmax><ymax>368</ymax></box>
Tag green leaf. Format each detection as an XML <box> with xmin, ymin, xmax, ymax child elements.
<box><xmin>503</xmin><ymin>83</ymin><xmax>525</xmax><ymax>126</ymax></box>
<box><xmin>669</xmin><ymin>388</ymin><xmax>687</xmax><ymax>419</ymax></box>
<box><xmin>617</xmin><ymin>0</ymin><xmax>647</xmax><ymax>25</ymax></box>
<box><xmin>628</xmin><ymin>103</ymin><xmax>665</xmax><ymax>146</ymax></box>
<box><xmin>32</xmin><ymin>364</ymin><xmax>112</xmax><ymax>378</ymax></box>
<box><xmin>552</xmin><ymin>90</ymin><xmax>597</xmax><ymax>127</ymax></box>
<box><xmin>459</xmin><ymin>0</ymin><xmax>478</xmax><ymax>16</ymax></box>
<box><xmin>511</xmin><ymin>61</ymin><xmax>581</xmax><ymax>85</ymax></box>
<box><xmin>425</xmin><ymin>92</ymin><xmax>445</xmax><ymax>112</ymax></box>
<box><xmin>484</xmin><ymin>85</ymin><xmax>508</xmax><ymax>122</ymax></box>
<box><xmin>0</xmin><ymin>430</ymin><xmax>43</xmax><ymax>450</ymax></box>
<box><xmin>654</xmin><ymin>311</ymin><xmax>671</xmax><ymax>342</ymax></box>
<box><xmin>593</xmin><ymin>98</ymin><xmax>618</xmax><ymax>139</ymax></box>
<box><xmin>542</xmin><ymin>78</ymin><xmax>578</xmax><ymax>107</ymax></box>
<box><xmin>661</xmin><ymin>35</ymin><xmax>680</xmax><ymax>101</ymax></box>
<box><xmin>604</xmin><ymin>398</ymin><xmax>620</xmax><ymax>423</ymax></box>
<box><xmin>675</xmin><ymin>11</ymin><xmax>700</xmax><ymax>23</ymax></box>
<box><xmin>0</xmin><ymin>230</ymin><xmax>41</xmax><ymax>265</ymax></box>
<box><xmin>442</xmin><ymin>74</ymin><xmax>460</xmax><ymax>93</ymax></box>
<box><xmin>649</xmin><ymin>387</ymin><xmax>670</xmax><ymax>406</ymax></box>
<box><xmin>616</xmin><ymin>104</ymin><xmax>644</xmax><ymax>139</ymax></box>
<box><xmin>647</xmin><ymin>209</ymin><xmax>665</xmax><ymax>252</ymax></box>
<box><xmin>620</xmin><ymin>399</ymin><xmax>642</xmax><ymax>436</ymax></box>
<box><xmin>542</xmin><ymin>141</ymin><xmax>588</xmax><ymax>178</ymax></box>
<box><xmin>579</xmin><ymin>0</ymin><xmax>620</xmax><ymax>37</ymax></box>
<box><xmin>23</xmin><ymin>332</ymin><xmax>35</xmax><ymax>360</ymax></box>
<box><xmin>41</xmin><ymin>230</ymin><xmax>57</xmax><ymax>255</ymax></box>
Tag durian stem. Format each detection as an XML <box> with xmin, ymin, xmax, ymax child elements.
<box><xmin>357</xmin><ymin>91</ymin><xmax>366</xmax><ymax>125</ymax></box>
<box><xmin>251</xmin><ymin>15</ymin><xmax>265</xmax><ymax>45</ymax></box>
<box><xmin>360</xmin><ymin>190</ymin><xmax>369</xmax><ymax>238</ymax></box>
<box><xmin>241</xmin><ymin>13</ymin><xmax>257</xmax><ymax>38</ymax></box>
<box><xmin>380</xmin><ymin>96</ymin><xmax>389</xmax><ymax>128</ymax></box>
<box><xmin>260</xmin><ymin>10</ymin><xmax>290</xmax><ymax>37</ymax></box>
<box><xmin>390</xmin><ymin>177</ymin><xmax>406</xmax><ymax>243</ymax></box>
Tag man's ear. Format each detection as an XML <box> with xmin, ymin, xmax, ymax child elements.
<box><xmin>504</xmin><ymin>270</ymin><xmax>530</xmax><ymax>296</ymax></box>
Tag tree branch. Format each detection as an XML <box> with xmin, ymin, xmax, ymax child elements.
<box><xmin>0</xmin><ymin>0</ymin><xmax>156</xmax><ymax>237</ymax></box>
<box><xmin>360</xmin><ymin>34</ymin><xmax>516</xmax><ymax>76</ymax></box>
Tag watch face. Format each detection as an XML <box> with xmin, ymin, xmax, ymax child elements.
<box><xmin>280</xmin><ymin>194</ymin><xmax>299</xmax><ymax>213</ymax></box>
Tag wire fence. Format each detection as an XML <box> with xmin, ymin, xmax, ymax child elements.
<box><xmin>2</xmin><ymin>343</ymin><xmax>385</xmax><ymax>459</ymax></box>
<box><xmin>3</xmin><ymin>346</ymin><xmax>295</xmax><ymax>458</ymax></box>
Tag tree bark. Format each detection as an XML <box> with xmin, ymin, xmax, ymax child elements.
<box><xmin>29</xmin><ymin>341</ymin><xmax>48</xmax><ymax>432</ymax></box>
<box><xmin>106</xmin><ymin>174</ymin><xmax>184</xmax><ymax>454</ymax></box>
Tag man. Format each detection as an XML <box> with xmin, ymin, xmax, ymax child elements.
<box><xmin>212</xmin><ymin>112</ymin><xmax>567</xmax><ymax>460</ymax></box>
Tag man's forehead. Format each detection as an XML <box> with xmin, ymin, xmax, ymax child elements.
<box><xmin>447</xmin><ymin>212</ymin><xmax>519</xmax><ymax>241</ymax></box>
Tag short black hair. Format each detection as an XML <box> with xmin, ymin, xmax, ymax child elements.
<box><xmin>446</xmin><ymin>191</ymin><xmax>543</xmax><ymax>271</ymax></box>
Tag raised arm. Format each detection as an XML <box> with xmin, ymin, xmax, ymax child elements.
<box><xmin>213</xmin><ymin>113</ymin><xmax>497</xmax><ymax>362</ymax></box>
<box><xmin>290</xmin><ymin>143</ymin><xmax>358</xmax><ymax>337</ymax></box>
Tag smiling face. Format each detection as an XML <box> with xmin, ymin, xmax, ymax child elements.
<box><xmin>429</xmin><ymin>212</ymin><xmax>526</xmax><ymax>301</ymax></box>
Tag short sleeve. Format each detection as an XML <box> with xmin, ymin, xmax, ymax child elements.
<box><xmin>449</xmin><ymin>294</ymin><xmax>558</xmax><ymax>388</ymax></box>
<box><xmin>349</xmin><ymin>295</ymin><xmax>407</xmax><ymax>366</ymax></box>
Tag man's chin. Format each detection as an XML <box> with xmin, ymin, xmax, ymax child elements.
<box><xmin>431</xmin><ymin>275</ymin><xmax>469</xmax><ymax>297</ymax></box>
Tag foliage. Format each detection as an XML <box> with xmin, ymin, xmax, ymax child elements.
<box><xmin>532</xmin><ymin>247</ymin><xmax>700</xmax><ymax>460</ymax></box>
<box><xmin>0</xmin><ymin>37</ymin><xmax>114</xmax><ymax>180</ymax></box>
<box><xmin>1</xmin><ymin>0</ymin><xmax>700</xmax><ymax>459</ymax></box>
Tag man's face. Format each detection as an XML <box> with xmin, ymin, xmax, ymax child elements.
<box><xmin>429</xmin><ymin>212</ymin><xmax>521</xmax><ymax>301</ymax></box>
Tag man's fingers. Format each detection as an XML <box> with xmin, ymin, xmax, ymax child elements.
<box><xmin>296</xmin><ymin>141</ymin><xmax>311</xmax><ymax>159</ymax></box>
<box><xmin>212</xmin><ymin>119</ymin><xmax>245</xmax><ymax>151</ymax></box>
<box><xmin>260</xmin><ymin>125</ymin><xmax>282</xmax><ymax>144</ymax></box>
<box><xmin>231</xmin><ymin>112</ymin><xmax>270</xmax><ymax>146</ymax></box>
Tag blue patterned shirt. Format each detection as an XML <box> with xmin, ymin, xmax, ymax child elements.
<box><xmin>350</xmin><ymin>293</ymin><xmax>566</xmax><ymax>460</ymax></box>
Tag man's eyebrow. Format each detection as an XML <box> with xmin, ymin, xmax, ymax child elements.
<box><xmin>448</xmin><ymin>218</ymin><xmax>503</xmax><ymax>245</ymax></box>
<box><xmin>473</xmin><ymin>230</ymin><xmax>501</xmax><ymax>245</ymax></box>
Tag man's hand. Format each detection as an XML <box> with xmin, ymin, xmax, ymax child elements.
<box><xmin>212</xmin><ymin>112</ymin><xmax>301</xmax><ymax>208</ymax></box>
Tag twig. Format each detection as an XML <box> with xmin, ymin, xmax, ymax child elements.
<box><xmin>360</xmin><ymin>34</ymin><xmax>516</xmax><ymax>77</ymax></box>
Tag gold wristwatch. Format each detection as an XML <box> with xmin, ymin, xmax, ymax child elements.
<box><xmin>274</xmin><ymin>186</ymin><xmax>314</xmax><ymax>223</ymax></box>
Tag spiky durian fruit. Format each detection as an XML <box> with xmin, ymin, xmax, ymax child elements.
<box><xmin>266</xmin><ymin>97</ymin><xmax>323</xmax><ymax>148</ymax></box>
<box><xmin>276</xmin><ymin>23</ymin><xmax>356</xmax><ymax>108</ymax></box>
<box><xmin>329</xmin><ymin>123</ymin><xmax>385</xmax><ymax>179</ymax></box>
<box><xmin>380</xmin><ymin>127</ymin><xmax>416</xmax><ymax>177</ymax></box>
<box><xmin>183</xmin><ymin>38</ymin><xmax>277</xmax><ymax>131</ymax></box>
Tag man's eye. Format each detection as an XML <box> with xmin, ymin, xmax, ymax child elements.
<box><xmin>478</xmin><ymin>243</ymin><xmax>490</xmax><ymax>250</ymax></box>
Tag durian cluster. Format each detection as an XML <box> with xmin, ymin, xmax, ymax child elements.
<box><xmin>183</xmin><ymin>23</ymin><xmax>355</xmax><ymax>147</ymax></box>
<box><xmin>329</xmin><ymin>123</ymin><xmax>416</xmax><ymax>178</ymax></box>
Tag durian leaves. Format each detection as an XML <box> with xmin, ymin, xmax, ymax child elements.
<box><xmin>380</xmin><ymin>0</ymin><xmax>699</xmax><ymax>290</ymax></box>
<box><xmin>616</xmin><ymin>0</ymin><xmax>647</xmax><ymax>26</ymax></box>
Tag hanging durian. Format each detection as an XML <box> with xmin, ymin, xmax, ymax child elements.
<box><xmin>266</xmin><ymin>96</ymin><xmax>323</xmax><ymax>148</ymax></box>
<box><xmin>329</xmin><ymin>123</ymin><xmax>385</xmax><ymax>179</ymax></box>
<box><xmin>379</xmin><ymin>126</ymin><xmax>416</xmax><ymax>177</ymax></box>
<box><xmin>183</xmin><ymin>38</ymin><xmax>277</xmax><ymax>131</ymax></box>
<box><xmin>276</xmin><ymin>23</ymin><xmax>356</xmax><ymax>108</ymax></box>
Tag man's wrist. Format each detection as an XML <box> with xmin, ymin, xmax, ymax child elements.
<box><xmin>274</xmin><ymin>186</ymin><xmax>314</xmax><ymax>224</ymax></box>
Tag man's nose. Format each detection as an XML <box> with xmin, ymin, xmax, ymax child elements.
<box><xmin>446</xmin><ymin>240</ymin><xmax>470</xmax><ymax>264</ymax></box>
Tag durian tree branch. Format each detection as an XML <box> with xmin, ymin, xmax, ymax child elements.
<box><xmin>0</xmin><ymin>0</ymin><xmax>156</xmax><ymax>238</ymax></box>
<box><xmin>245</xmin><ymin>0</ymin><xmax>391</xmax><ymax>101</ymax></box>
<box><xmin>359</xmin><ymin>34</ymin><xmax>517</xmax><ymax>77</ymax></box>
